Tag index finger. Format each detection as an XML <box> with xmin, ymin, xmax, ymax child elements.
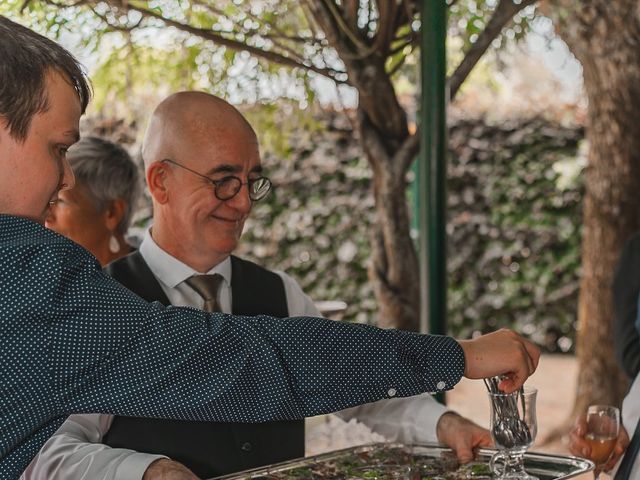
<box><xmin>498</xmin><ymin>349</ymin><xmax>534</xmax><ymax>393</ymax></box>
<box><xmin>524</xmin><ymin>339</ymin><xmax>540</xmax><ymax>371</ymax></box>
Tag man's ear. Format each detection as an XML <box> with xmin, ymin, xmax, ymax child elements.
<box><xmin>146</xmin><ymin>162</ymin><xmax>169</xmax><ymax>204</ymax></box>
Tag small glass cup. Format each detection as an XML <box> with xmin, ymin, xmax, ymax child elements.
<box><xmin>585</xmin><ymin>404</ymin><xmax>620</xmax><ymax>478</ymax></box>
<box><xmin>488</xmin><ymin>386</ymin><xmax>538</xmax><ymax>480</ymax></box>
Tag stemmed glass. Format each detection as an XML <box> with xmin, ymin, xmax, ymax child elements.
<box><xmin>488</xmin><ymin>386</ymin><xmax>538</xmax><ymax>479</ymax></box>
<box><xmin>585</xmin><ymin>405</ymin><xmax>620</xmax><ymax>478</ymax></box>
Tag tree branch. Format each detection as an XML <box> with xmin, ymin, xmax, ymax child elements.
<box><xmin>108</xmin><ymin>1</ymin><xmax>348</xmax><ymax>82</ymax></box>
<box><xmin>372</xmin><ymin>0</ymin><xmax>399</xmax><ymax>57</ymax></box>
<box><xmin>320</xmin><ymin>0</ymin><xmax>369</xmax><ymax>52</ymax></box>
<box><xmin>449</xmin><ymin>0</ymin><xmax>537</xmax><ymax>100</ymax></box>
<box><xmin>89</xmin><ymin>5</ymin><xmax>143</xmax><ymax>32</ymax></box>
<box><xmin>397</xmin><ymin>130</ymin><xmax>421</xmax><ymax>177</ymax></box>
<box><xmin>305</xmin><ymin>0</ymin><xmax>387</xmax><ymax>61</ymax></box>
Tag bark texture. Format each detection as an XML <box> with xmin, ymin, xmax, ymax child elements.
<box><xmin>549</xmin><ymin>0</ymin><xmax>640</xmax><ymax>414</ymax></box>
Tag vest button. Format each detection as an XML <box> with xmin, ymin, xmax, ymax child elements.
<box><xmin>241</xmin><ymin>442</ymin><xmax>252</xmax><ymax>452</ymax></box>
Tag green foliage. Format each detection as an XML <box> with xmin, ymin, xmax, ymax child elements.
<box><xmin>237</xmin><ymin>113</ymin><xmax>585</xmax><ymax>352</ymax></box>
<box><xmin>243</xmin><ymin>101</ymin><xmax>324</xmax><ymax>159</ymax></box>
<box><xmin>446</xmin><ymin>118</ymin><xmax>584</xmax><ymax>351</ymax></box>
<box><xmin>447</xmin><ymin>0</ymin><xmax>538</xmax><ymax>52</ymax></box>
<box><xmin>3</xmin><ymin>0</ymin><xmax>538</xmax><ymax>112</ymax></box>
<box><xmin>5</xmin><ymin>0</ymin><xmax>320</xmax><ymax>107</ymax></box>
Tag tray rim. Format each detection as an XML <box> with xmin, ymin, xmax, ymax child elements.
<box><xmin>211</xmin><ymin>441</ymin><xmax>595</xmax><ymax>479</ymax></box>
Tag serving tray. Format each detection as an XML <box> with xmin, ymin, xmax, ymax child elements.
<box><xmin>211</xmin><ymin>442</ymin><xmax>594</xmax><ymax>479</ymax></box>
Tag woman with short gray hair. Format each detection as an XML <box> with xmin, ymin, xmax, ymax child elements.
<box><xmin>46</xmin><ymin>136</ymin><xmax>141</xmax><ymax>265</ymax></box>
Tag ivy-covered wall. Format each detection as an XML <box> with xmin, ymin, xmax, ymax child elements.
<box><xmin>446</xmin><ymin>118</ymin><xmax>584</xmax><ymax>352</ymax></box>
<box><xmin>236</xmin><ymin>114</ymin><xmax>585</xmax><ymax>353</ymax></box>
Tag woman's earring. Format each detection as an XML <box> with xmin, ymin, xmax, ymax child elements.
<box><xmin>109</xmin><ymin>234</ymin><xmax>120</xmax><ymax>254</ymax></box>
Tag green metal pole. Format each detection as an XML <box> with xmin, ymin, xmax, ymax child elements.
<box><xmin>419</xmin><ymin>0</ymin><xmax>447</xmax><ymax>338</ymax></box>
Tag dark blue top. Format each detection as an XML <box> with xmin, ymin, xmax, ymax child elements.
<box><xmin>0</xmin><ymin>214</ymin><xmax>464</xmax><ymax>478</ymax></box>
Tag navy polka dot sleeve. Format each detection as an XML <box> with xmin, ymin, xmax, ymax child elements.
<box><xmin>0</xmin><ymin>215</ymin><xmax>464</xmax><ymax>478</ymax></box>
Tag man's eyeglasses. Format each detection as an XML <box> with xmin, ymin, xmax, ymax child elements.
<box><xmin>161</xmin><ymin>158</ymin><xmax>272</xmax><ymax>202</ymax></box>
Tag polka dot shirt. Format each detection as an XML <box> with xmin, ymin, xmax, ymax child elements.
<box><xmin>0</xmin><ymin>214</ymin><xmax>464</xmax><ymax>478</ymax></box>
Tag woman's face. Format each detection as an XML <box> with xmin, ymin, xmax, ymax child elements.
<box><xmin>45</xmin><ymin>183</ymin><xmax>111</xmax><ymax>256</ymax></box>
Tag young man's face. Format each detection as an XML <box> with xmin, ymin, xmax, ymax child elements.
<box><xmin>0</xmin><ymin>69</ymin><xmax>81</xmax><ymax>223</ymax></box>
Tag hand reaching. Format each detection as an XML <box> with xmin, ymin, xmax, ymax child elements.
<box><xmin>436</xmin><ymin>412</ymin><xmax>492</xmax><ymax>463</ymax></box>
<box><xmin>458</xmin><ymin>328</ymin><xmax>540</xmax><ymax>393</ymax></box>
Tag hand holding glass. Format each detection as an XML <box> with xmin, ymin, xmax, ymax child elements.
<box><xmin>585</xmin><ymin>405</ymin><xmax>620</xmax><ymax>475</ymax></box>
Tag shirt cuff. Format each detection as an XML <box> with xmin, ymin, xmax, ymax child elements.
<box><xmin>115</xmin><ymin>453</ymin><xmax>168</xmax><ymax>480</ymax></box>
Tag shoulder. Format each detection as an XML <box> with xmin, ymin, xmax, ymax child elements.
<box><xmin>0</xmin><ymin>215</ymin><xmax>102</xmax><ymax>315</ymax></box>
<box><xmin>0</xmin><ymin>214</ymin><xmax>98</xmax><ymax>273</ymax></box>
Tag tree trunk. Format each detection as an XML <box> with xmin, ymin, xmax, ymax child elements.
<box><xmin>357</xmin><ymin>111</ymin><xmax>420</xmax><ymax>330</ymax></box>
<box><xmin>349</xmin><ymin>62</ymin><xmax>421</xmax><ymax>331</ymax></box>
<box><xmin>549</xmin><ymin>0</ymin><xmax>640</xmax><ymax>417</ymax></box>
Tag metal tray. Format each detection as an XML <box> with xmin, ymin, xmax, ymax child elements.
<box><xmin>210</xmin><ymin>442</ymin><xmax>594</xmax><ymax>479</ymax></box>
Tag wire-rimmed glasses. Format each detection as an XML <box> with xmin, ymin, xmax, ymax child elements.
<box><xmin>161</xmin><ymin>158</ymin><xmax>272</xmax><ymax>201</ymax></box>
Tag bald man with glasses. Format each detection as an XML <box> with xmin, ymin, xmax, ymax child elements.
<box><xmin>24</xmin><ymin>92</ymin><xmax>492</xmax><ymax>480</ymax></box>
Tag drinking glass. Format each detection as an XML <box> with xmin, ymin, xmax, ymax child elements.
<box><xmin>585</xmin><ymin>405</ymin><xmax>620</xmax><ymax>477</ymax></box>
<box><xmin>488</xmin><ymin>387</ymin><xmax>538</xmax><ymax>479</ymax></box>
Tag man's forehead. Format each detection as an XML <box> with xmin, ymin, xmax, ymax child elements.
<box><xmin>187</xmin><ymin>131</ymin><xmax>260</xmax><ymax>170</ymax></box>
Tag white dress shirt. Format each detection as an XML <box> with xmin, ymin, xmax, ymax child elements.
<box><xmin>22</xmin><ymin>229</ymin><xmax>448</xmax><ymax>480</ymax></box>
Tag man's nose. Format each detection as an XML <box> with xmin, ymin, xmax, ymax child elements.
<box><xmin>227</xmin><ymin>183</ymin><xmax>252</xmax><ymax>212</ymax></box>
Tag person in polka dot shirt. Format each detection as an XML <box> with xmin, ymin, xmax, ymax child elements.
<box><xmin>0</xmin><ymin>15</ymin><xmax>539</xmax><ymax>480</ymax></box>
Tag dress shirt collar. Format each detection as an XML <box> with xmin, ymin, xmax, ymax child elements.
<box><xmin>139</xmin><ymin>227</ymin><xmax>232</xmax><ymax>288</ymax></box>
